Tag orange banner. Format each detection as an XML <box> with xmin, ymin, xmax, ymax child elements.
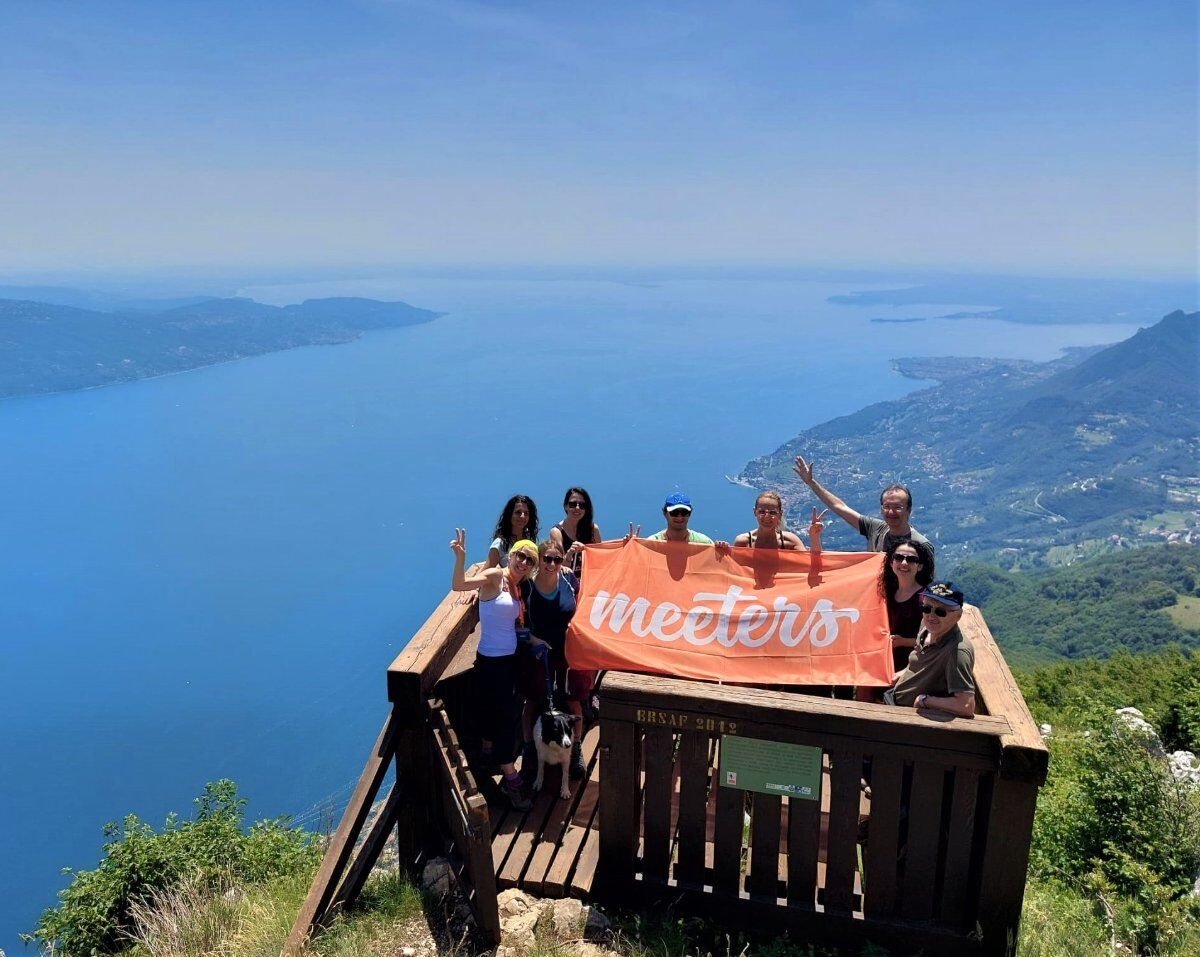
<box><xmin>566</xmin><ymin>539</ymin><xmax>893</xmax><ymax>686</ymax></box>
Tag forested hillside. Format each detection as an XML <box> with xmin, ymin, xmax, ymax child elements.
<box><xmin>956</xmin><ymin>544</ymin><xmax>1200</xmax><ymax>667</ymax></box>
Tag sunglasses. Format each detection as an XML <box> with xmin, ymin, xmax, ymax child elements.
<box><xmin>667</xmin><ymin>508</ymin><xmax>691</xmax><ymax>517</ymax></box>
<box><xmin>892</xmin><ymin>554</ymin><xmax>922</xmax><ymax>565</ymax></box>
<box><xmin>566</xmin><ymin>500</ymin><xmax>586</xmax><ymax>509</ymax></box>
<box><xmin>920</xmin><ymin>603</ymin><xmax>951</xmax><ymax>618</ymax></box>
<box><xmin>541</xmin><ymin>555</ymin><xmax>564</xmax><ymax>565</ymax></box>
<box><xmin>755</xmin><ymin>507</ymin><xmax>780</xmax><ymax>516</ymax></box>
<box><xmin>510</xmin><ymin>552</ymin><xmax>535</xmax><ymax>565</ymax></box>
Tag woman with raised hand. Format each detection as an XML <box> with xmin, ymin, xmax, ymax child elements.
<box><xmin>450</xmin><ymin>529</ymin><xmax>539</xmax><ymax>810</ymax></box>
<box><xmin>733</xmin><ymin>491</ymin><xmax>827</xmax><ymax>555</ymax></box>
<box><xmin>550</xmin><ymin>487</ymin><xmax>602</xmax><ymax>576</ymax></box>
<box><xmin>485</xmin><ymin>495</ymin><xmax>539</xmax><ymax>569</ymax></box>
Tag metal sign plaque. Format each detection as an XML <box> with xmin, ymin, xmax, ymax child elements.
<box><xmin>718</xmin><ymin>735</ymin><xmax>822</xmax><ymax>800</ymax></box>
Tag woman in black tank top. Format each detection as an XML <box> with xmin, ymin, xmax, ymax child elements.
<box><xmin>733</xmin><ymin>490</ymin><xmax>826</xmax><ymax>554</ymax></box>
<box><xmin>551</xmin><ymin>486</ymin><xmax>602</xmax><ymax>575</ymax></box>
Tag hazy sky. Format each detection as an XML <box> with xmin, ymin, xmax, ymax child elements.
<box><xmin>2</xmin><ymin>0</ymin><xmax>1196</xmax><ymax>278</ymax></box>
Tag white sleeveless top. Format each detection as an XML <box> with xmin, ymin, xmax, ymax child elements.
<box><xmin>477</xmin><ymin>586</ymin><xmax>520</xmax><ymax>657</ymax></box>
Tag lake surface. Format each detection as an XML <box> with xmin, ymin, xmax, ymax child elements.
<box><xmin>0</xmin><ymin>276</ymin><xmax>1144</xmax><ymax>949</ymax></box>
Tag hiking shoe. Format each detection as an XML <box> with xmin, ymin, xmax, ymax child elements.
<box><xmin>569</xmin><ymin>738</ymin><xmax>586</xmax><ymax>779</ymax></box>
<box><xmin>502</xmin><ymin>774</ymin><xmax>532</xmax><ymax>811</ymax></box>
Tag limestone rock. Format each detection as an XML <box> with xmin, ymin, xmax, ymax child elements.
<box><xmin>1114</xmin><ymin>707</ymin><xmax>1166</xmax><ymax>757</ymax></box>
<box><xmin>551</xmin><ymin>897</ymin><xmax>584</xmax><ymax>937</ymax></box>
<box><xmin>1169</xmin><ymin>750</ymin><xmax>1200</xmax><ymax>789</ymax></box>
<box><xmin>1039</xmin><ymin>723</ymin><xmax>1052</xmax><ymax>737</ymax></box>
<box><xmin>495</xmin><ymin>891</ymin><xmax>611</xmax><ymax>951</ymax></box>
<box><xmin>497</xmin><ymin>888</ymin><xmax>536</xmax><ymax>918</ymax></box>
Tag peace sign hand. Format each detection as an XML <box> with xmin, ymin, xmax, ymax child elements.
<box><xmin>623</xmin><ymin>522</ymin><xmax>641</xmax><ymax>543</ymax></box>
<box><xmin>450</xmin><ymin>527</ymin><xmax>467</xmax><ymax>557</ymax></box>
<box><xmin>809</xmin><ymin>507</ymin><xmax>828</xmax><ymax>537</ymax></box>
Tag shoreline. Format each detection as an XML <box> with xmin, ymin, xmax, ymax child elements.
<box><xmin>0</xmin><ymin>317</ymin><xmax>445</xmax><ymax>405</ymax></box>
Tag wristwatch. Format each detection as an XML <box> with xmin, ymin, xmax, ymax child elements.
<box><xmin>917</xmin><ymin>693</ymin><xmax>928</xmax><ymax>709</ymax></box>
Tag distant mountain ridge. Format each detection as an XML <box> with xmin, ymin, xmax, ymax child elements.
<box><xmin>739</xmin><ymin>310</ymin><xmax>1200</xmax><ymax>564</ymax></box>
<box><xmin>0</xmin><ymin>295</ymin><xmax>443</xmax><ymax>398</ymax></box>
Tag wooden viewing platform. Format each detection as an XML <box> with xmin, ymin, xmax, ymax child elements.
<box><xmin>287</xmin><ymin>567</ymin><xmax>1048</xmax><ymax>957</ymax></box>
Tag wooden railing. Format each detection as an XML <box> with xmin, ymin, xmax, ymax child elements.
<box><xmin>596</xmin><ymin>606</ymin><xmax>1046</xmax><ymax>957</ymax></box>
<box><xmin>291</xmin><ymin>587</ymin><xmax>1044</xmax><ymax>957</ymax></box>
<box><xmin>428</xmin><ymin>699</ymin><xmax>501</xmax><ymax>943</ymax></box>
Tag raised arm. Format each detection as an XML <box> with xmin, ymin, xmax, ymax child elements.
<box><xmin>807</xmin><ymin>507</ymin><xmax>826</xmax><ymax>573</ymax></box>
<box><xmin>792</xmin><ymin>456</ymin><xmax>863</xmax><ymax>532</ymax></box>
<box><xmin>450</xmin><ymin>528</ymin><xmax>499</xmax><ymax>592</ymax></box>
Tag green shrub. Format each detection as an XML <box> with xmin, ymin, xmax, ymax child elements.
<box><xmin>28</xmin><ymin>780</ymin><xmax>321</xmax><ymax>957</ymax></box>
<box><xmin>1031</xmin><ymin>717</ymin><xmax>1200</xmax><ymax>953</ymax></box>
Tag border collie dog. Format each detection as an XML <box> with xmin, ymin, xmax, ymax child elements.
<box><xmin>532</xmin><ymin>709</ymin><xmax>573</xmax><ymax>800</ymax></box>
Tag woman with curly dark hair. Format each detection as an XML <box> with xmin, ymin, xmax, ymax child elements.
<box><xmin>857</xmin><ymin>538</ymin><xmax>934</xmax><ymax>703</ymax></box>
<box><xmin>485</xmin><ymin>494</ymin><xmax>539</xmax><ymax>568</ymax></box>
<box><xmin>879</xmin><ymin>538</ymin><xmax>935</xmax><ymax>670</ymax></box>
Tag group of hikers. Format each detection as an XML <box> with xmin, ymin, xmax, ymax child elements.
<box><xmin>450</xmin><ymin>458</ymin><xmax>975</xmax><ymax>809</ymax></box>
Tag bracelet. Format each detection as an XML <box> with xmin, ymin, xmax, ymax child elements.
<box><xmin>917</xmin><ymin>694</ymin><xmax>927</xmax><ymax>708</ymax></box>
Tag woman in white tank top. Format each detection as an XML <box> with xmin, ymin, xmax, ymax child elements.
<box><xmin>450</xmin><ymin>528</ymin><xmax>539</xmax><ymax>809</ymax></box>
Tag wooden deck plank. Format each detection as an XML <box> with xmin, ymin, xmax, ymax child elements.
<box><xmin>567</xmin><ymin>798</ymin><xmax>603</xmax><ymax>898</ymax></box>
<box><xmin>544</xmin><ymin>768</ymin><xmax>602</xmax><ymax>896</ymax></box>
<box><xmin>523</xmin><ymin>729</ymin><xmax>601</xmax><ymax>893</ymax></box>
<box><xmin>497</xmin><ymin>775</ymin><xmax>561</xmax><ymax>890</ymax></box>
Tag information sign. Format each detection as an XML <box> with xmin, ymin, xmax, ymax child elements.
<box><xmin>718</xmin><ymin>735</ymin><xmax>822</xmax><ymax>800</ymax></box>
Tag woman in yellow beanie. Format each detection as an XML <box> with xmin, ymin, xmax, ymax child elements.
<box><xmin>450</xmin><ymin>529</ymin><xmax>540</xmax><ymax>809</ymax></box>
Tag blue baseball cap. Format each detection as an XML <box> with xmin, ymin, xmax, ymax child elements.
<box><xmin>663</xmin><ymin>492</ymin><xmax>692</xmax><ymax>512</ymax></box>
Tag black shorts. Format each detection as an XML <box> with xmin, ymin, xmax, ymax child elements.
<box><xmin>473</xmin><ymin>652</ymin><xmax>519</xmax><ymax>762</ymax></box>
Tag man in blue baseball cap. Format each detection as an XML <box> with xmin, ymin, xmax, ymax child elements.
<box><xmin>884</xmin><ymin>581</ymin><xmax>975</xmax><ymax>718</ymax></box>
<box><xmin>647</xmin><ymin>492</ymin><xmax>715</xmax><ymax>544</ymax></box>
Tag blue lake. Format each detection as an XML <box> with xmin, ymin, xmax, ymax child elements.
<box><xmin>0</xmin><ymin>276</ymin><xmax>1145</xmax><ymax>948</ymax></box>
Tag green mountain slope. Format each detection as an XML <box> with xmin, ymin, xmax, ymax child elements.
<box><xmin>0</xmin><ymin>296</ymin><xmax>443</xmax><ymax>398</ymax></box>
<box><xmin>956</xmin><ymin>544</ymin><xmax>1200</xmax><ymax>667</ymax></box>
<box><xmin>740</xmin><ymin>310</ymin><xmax>1200</xmax><ymax>564</ymax></box>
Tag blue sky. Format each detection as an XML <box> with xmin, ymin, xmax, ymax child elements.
<box><xmin>1</xmin><ymin>0</ymin><xmax>1195</xmax><ymax>277</ymax></box>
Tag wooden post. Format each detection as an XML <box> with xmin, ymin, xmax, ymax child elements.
<box><xmin>392</xmin><ymin>727</ymin><xmax>431</xmax><ymax>871</ymax></box>
<box><xmin>597</xmin><ymin>717</ymin><xmax>638</xmax><ymax>897</ymax></box>
<box><xmin>976</xmin><ymin>775</ymin><xmax>1039</xmax><ymax>957</ymax></box>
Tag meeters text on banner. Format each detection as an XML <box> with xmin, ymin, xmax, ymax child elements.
<box><xmin>566</xmin><ymin>539</ymin><xmax>892</xmax><ymax>686</ymax></box>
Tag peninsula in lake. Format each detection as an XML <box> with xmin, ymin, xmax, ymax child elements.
<box><xmin>0</xmin><ymin>296</ymin><xmax>442</xmax><ymax>399</ymax></box>
<box><xmin>739</xmin><ymin>310</ymin><xmax>1200</xmax><ymax>566</ymax></box>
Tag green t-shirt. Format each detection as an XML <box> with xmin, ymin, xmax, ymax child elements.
<box><xmin>647</xmin><ymin>529</ymin><xmax>715</xmax><ymax>544</ymax></box>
